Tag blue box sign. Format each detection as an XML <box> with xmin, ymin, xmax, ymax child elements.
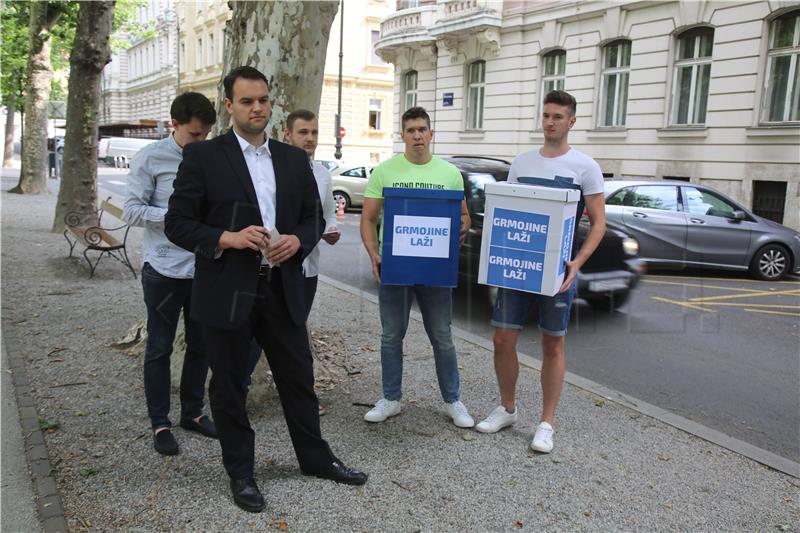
<box><xmin>381</xmin><ymin>188</ymin><xmax>464</xmax><ymax>287</ymax></box>
<box><xmin>559</xmin><ymin>216</ymin><xmax>575</xmax><ymax>276</ymax></box>
<box><xmin>442</xmin><ymin>92</ymin><xmax>454</xmax><ymax>107</ymax></box>
<box><xmin>485</xmin><ymin>207</ymin><xmax>552</xmax><ymax>293</ymax></box>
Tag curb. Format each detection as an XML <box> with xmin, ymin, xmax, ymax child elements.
<box><xmin>4</xmin><ymin>339</ymin><xmax>69</xmax><ymax>533</ymax></box>
<box><xmin>319</xmin><ymin>274</ymin><xmax>800</xmax><ymax>478</ymax></box>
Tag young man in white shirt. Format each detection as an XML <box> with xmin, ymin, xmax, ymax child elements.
<box><xmin>283</xmin><ymin>109</ymin><xmax>340</xmax><ymax>316</ymax></box>
<box><xmin>475</xmin><ymin>90</ymin><xmax>607</xmax><ymax>453</ymax></box>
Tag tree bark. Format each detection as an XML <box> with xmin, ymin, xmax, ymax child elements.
<box><xmin>10</xmin><ymin>2</ymin><xmax>61</xmax><ymax>194</ymax></box>
<box><xmin>51</xmin><ymin>1</ymin><xmax>115</xmax><ymax>233</ymax></box>
<box><xmin>3</xmin><ymin>104</ymin><xmax>15</xmax><ymax>168</ymax></box>
<box><xmin>216</xmin><ymin>0</ymin><xmax>339</xmax><ymax>138</ymax></box>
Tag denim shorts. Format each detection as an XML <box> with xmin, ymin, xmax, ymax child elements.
<box><xmin>490</xmin><ymin>282</ymin><xmax>577</xmax><ymax>337</ymax></box>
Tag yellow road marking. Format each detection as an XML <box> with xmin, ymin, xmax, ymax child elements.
<box><xmin>651</xmin><ymin>296</ymin><xmax>715</xmax><ymax>312</ymax></box>
<box><xmin>688</xmin><ymin>289</ymin><xmax>800</xmax><ymax>303</ymax></box>
<box><xmin>743</xmin><ymin>309</ymin><xmax>800</xmax><ymax>317</ymax></box>
<box><xmin>700</xmin><ymin>302</ymin><xmax>800</xmax><ymax>309</ymax></box>
<box><xmin>643</xmin><ymin>280</ymin><xmax>763</xmax><ymax>293</ymax></box>
<box><xmin>645</xmin><ymin>274</ymin><xmax>800</xmax><ymax>285</ymax></box>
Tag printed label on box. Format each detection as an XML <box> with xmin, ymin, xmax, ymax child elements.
<box><xmin>486</xmin><ymin>246</ymin><xmax>545</xmax><ymax>293</ymax></box>
<box><xmin>559</xmin><ymin>216</ymin><xmax>575</xmax><ymax>276</ymax></box>
<box><xmin>490</xmin><ymin>208</ymin><xmax>550</xmax><ymax>252</ymax></box>
<box><xmin>391</xmin><ymin>215</ymin><xmax>451</xmax><ymax>258</ymax></box>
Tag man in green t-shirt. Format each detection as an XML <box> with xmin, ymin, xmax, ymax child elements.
<box><xmin>359</xmin><ymin>106</ymin><xmax>474</xmax><ymax>428</ymax></box>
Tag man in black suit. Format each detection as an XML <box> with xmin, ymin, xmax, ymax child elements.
<box><xmin>165</xmin><ymin>66</ymin><xmax>367</xmax><ymax>513</ymax></box>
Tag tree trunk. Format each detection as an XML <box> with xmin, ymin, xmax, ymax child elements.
<box><xmin>51</xmin><ymin>1</ymin><xmax>115</xmax><ymax>233</ymax></box>
<box><xmin>10</xmin><ymin>2</ymin><xmax>61</xmax><ymax>194</ymax></box>
<box><xmin>216</xmin><ymin>0</ymin><xmax>339</xmax><ymax>138</ymax></box>
<box><xmin>3</xmin><ymin>104</ymin><xmax>15</xmax><ymax>168</ymax></box>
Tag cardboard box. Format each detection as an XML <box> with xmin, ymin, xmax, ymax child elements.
<box><xmin>381</xmin><ymin>187</ymin><xmax>464</xmax><ymax>287</ymax></box>
<box><xmin>478</xmin><ymin>182</ymin><xmax>580</xmax><ymax>296</ymax></box>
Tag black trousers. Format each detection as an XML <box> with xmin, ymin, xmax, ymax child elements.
<box><xmin>203</xmin><ymin>269</ymin><xmax>334</xmax><ymax>480</ymax></box>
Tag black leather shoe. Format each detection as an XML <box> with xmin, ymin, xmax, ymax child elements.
<box><xmin>179</xmin><ymin>415</ymin><xmax>218</xmax><ymax>439</ymax></box>
<box><xmin>153</xmin><ymin>429</ymin><xmax>179</xmax><ymax>456</ymax></box>
<box><xmin>230</xmin><ymin>477</ymin><xmax>264</xmax><ymax>513</ymax></box>
<box><xmin>303</xmin><ymin>461</ymin><xmax>368</xmax><ymax>486</ymax></box>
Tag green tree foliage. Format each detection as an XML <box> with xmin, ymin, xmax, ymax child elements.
<box><xmin>0</xmin><ymin>1</ymin><xmax>30</xmax><ymax>110</ymax></box>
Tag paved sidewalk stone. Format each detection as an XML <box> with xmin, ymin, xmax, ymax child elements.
<box><xmin>1</xmin><ymin>171</ymin><xmax>798</xmax><ymax>531</ymax></box>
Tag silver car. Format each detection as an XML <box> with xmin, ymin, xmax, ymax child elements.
<box><xmin>603</xmin><ymin>179</ymin><xmax>800</xmax><ymax>280</ymax></box>
<box><xmin>330</xmin><ymin>164</ymin><xmax>374</xmax><ymax>210</ymax></box>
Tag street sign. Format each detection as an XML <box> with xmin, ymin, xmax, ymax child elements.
<box><xmin>442</xmin><ymin>93</ymin><xmax>454</xmax><ymax>107</ymax></box>
<box><xmin>340</xmin><ymin>126</ymin><xmax>346</xmax><ymax>138</ymax></box>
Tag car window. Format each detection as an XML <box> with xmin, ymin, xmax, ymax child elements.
<box><xmin>606</xmin><ymin>187</ymin><xmax>630</xmax><ymax>205</ymax></box>
<box><xmin>629</xmin><ymin>185</ymin><xmax>678</xmax><ymax>210</ymax></box>
<box><xmin>683</xmin><ymin>186</ymin><xmax>737</xmax><ymax>217</ymax></box>
<box><xmin>341</xmin><ymin>167</ymin><xmax>366</xmax><ymax>178</ymax></box>
<box><xmin>466</xmin><ymin>173</ymin><xmax>501</xmax><ymax>214</ymax></box>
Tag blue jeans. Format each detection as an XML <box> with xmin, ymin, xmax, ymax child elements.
<box><xmin>378</xmin><ymin>284</ymin><xmax>461</xmax><ymax>403</ymax></box>
<box><xmin>141</xmin><ymin>263</ymin><xmax>209</xmax><ymax>429</ymax></box>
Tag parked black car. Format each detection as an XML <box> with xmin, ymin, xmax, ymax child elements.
<box><xmin>446</xmin><ymin>156</ymin><xmax>644</xmax><ymax>310</ymax></box>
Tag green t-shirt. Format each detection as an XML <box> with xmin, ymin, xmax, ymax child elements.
<box><xmin>364</xmin><ymin>154</ymin><xmax>463</xmax><ymax>250</ymax></box>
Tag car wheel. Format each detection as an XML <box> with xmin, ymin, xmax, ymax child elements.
<box><xmin>333</xmin><ymin>191</ymin><xmax>350</xmax><ymax>211</ymax></box>
<box><xmin>749</xmin><ymin>244</ymin><xmax>790</xmax><ymax>281</ymax></box>
<box><xmin>586</xmin><ymin>290</ymin><xmax>631</xmax><ymax>312</ymax></box>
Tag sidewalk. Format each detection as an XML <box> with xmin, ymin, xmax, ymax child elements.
<box><xmin>1</xmin><ymin>169</ymin><xmax>798</xmax><ymax>531</ymax></box>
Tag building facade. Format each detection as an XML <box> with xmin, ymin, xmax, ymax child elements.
<box><xmin>176</xmin><ymin>0</ymin><xmax>396</xmax><ymax>163</ymax></box>
<box><xmin>100</xmin><ymin>0</ymin><xmax>180</xmax><ymax>136</ymax></box>
<box><xmin>375</xmin><ymin>0</ymin><xmax>800</xmax><ymax>230</ymax></box>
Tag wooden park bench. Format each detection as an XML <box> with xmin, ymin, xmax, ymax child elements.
<box><xmin>63</xmin><ymin>197</ymin><xmax>137</xmax><ymax>278</ymax></box>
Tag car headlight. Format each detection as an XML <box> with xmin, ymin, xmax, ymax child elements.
<box><xmin>622</xmin><ymin>237</ymin><xmax>639</xmax><ymax>257</ymax></box>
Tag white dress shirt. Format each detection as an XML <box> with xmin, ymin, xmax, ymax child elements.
<box><xmin>233</xmin><ymin>130</ymin><xmax>276</xmax><ymax>231</ymax></box>
<box><xmin>302</xmin><ymin>160</ymin><xmax>336</xmax><ymax>278</ymax></box>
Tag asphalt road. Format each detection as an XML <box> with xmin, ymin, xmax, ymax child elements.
<box><xmin>318</xmin><ymin>211</ymin><xmax>800</xmax><ymax>464</ymax></box>
<box><xmin>97</xmin><ymin>172</ymin><xmax>800</xmax><ymax>463</ymax></box>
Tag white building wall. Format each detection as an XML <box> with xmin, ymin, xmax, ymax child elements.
<box><xmin>379</xmin><ymin>0</ymin><xmax>800</xmax><ymax>231</ymax></box>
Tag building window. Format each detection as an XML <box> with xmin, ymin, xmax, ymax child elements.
<box><xmin>466</xmin><ymin>60</ymin><xmax>485</xmax><ymax>130</ymax></box>
<box><xmin>599</xmin><ymin>40</ymin><xmax>630</xmax><ymax>127</ymax></box>
<box><xmin>541</xmin><ymin>50</ymin><xmax>566</xmax><ymax>95</ymax></box>
<box><xmin>752</xmin><ymin>180</ymin><xmax>787</xmax><ymax>223</ymax></box>
<box><xmin>196</xmin><ymin>38</ymin><xmax>203</xmax><ymax>69</ymax></box>
<box><xmin>369</xmin><ymin>99</ymin><xmax>382</xmax><ymax>130</ymax></box>
<box><xmin>762</xmin><ymin>10</ymin><xmax>800</xmax><ymax>123</ymax></box>
<box><xmin>209</xmin><ymin>34</ymin><xmax>214</xmax><ymax>66</ymax></box>
<box><xmin>180</xmin><ymin>43</ymin><xmax>185</xmax><ymax>70</ymax></box>
<box><xmin>404</xmin><ymin>70</ymin><xmax>418</xmax><ymax>110</ymax></box>
<box><xmin>370</xmin><ymin>30</ymin><xmax>386</xmax><ymax>65</ymax></box>
<box><xmin>670</xmin><ymin>27</ymin><xmax>714</xmax><ymax>126</ymax></box>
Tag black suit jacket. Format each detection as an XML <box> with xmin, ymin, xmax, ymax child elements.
<box><xmin>165</xmin><ymin>129</ymin><xmax>324</xmax><ymax>329</ymax></box>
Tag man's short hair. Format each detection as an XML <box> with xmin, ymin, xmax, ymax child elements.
<box><xmin>401</xmin><ymin>106</ymin><xmax>431</xmax><ymax>130</ymax></box>
<box><xmin>170</xmin><ymin>92</ymin><xmax>216</xmax><ymax>125</ymax></box>
<box><xmin>543</xmin><ymin>90</ymin><xmax>577</xmax><ymax>116</ymax></box>
<box><xmin>223</xmin><ymin>66</ymin><xmax>269</xmax><ymax>100</ymax></box>
<box><xmin>286</xmin><ymin>109</ymin><xmax>317</xmax><ymax>132</ymax></box>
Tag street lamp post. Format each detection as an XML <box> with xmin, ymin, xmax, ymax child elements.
<box><xmin>334</xmin><ymin>0</ymin><xmax>344</xmax><ymax>160</ymax></box>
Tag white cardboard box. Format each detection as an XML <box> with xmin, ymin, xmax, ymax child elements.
<box><xmin>478</xmin><ymin>182</ymin><xmax>580</xmax><ymax>296</ymax></box>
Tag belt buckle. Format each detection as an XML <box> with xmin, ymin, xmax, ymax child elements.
<box><xmin>258</xmin><ymin>265</ymin><xmax>271</xmax><ymax>278</ymax></box>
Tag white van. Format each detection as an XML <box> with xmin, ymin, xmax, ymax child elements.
<box><xmin>98</xmin><ymin>136</ymin><xmax>155</xmax><ymax>166</ymax></box>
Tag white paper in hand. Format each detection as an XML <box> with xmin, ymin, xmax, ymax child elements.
<box><xmin>264</xmin><ymin>227</ymin><xmax>281</xmax><ymax>267</ymax></box>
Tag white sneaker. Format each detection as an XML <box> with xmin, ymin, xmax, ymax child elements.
<box><xmin>531</xmin><ymin>421</ymin><xmax>554</xmax><ymax>453</ymax></box>
<box><xmin>364</xmin><ymin>399</ymin><xmax>401</xmax><ymax>422</ymax></box>
<box><xmin>475</xmin><ymin>405</ymin><xmax>518</xmax><ymax>434</ymax></box>
<box><xmin>444</xmin><ymin>400</ymin><xmax>475</xmax><ymax>428</ymax></box>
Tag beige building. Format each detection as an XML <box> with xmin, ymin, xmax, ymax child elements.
<box><xmin>100</xmin><ymin>0</ymin><xmax>179</xmax><ymax>135</ymax></box>
<box><xmin>376</xmin><ymin>0</ymin><xmax>800</xmax><ymax>231</ymax></box>
<box><xmin>178</xmin><ymin>0</ymin><xmax>395</xmax><ymax>163</ymax></box>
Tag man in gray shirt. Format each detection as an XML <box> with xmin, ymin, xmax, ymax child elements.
<box><xmin>124</xmin><ymin>92</ymin><xmax>218</xmax><ymax>456</ymax></box>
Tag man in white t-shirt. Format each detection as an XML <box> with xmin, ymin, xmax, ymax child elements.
<box><xmin>475</xmin><ymin>90</ymin><xmax>607</xmax><ymax>453</ymax></box>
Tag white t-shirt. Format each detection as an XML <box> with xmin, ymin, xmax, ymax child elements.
<box><xmin>508</xmin><ymin>147</ymin><xmax>604</xmax><ymax>197</ymax></box>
